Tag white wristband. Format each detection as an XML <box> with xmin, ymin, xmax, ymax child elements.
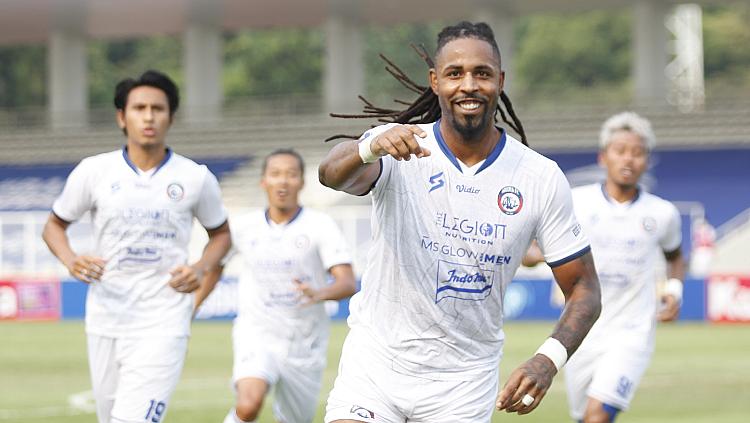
<box><xmin>535</xmin><ymin>337</ymin><xmax>568</xmax><ymax>371</ymax></box>
<box><xmin>664</xmin><ymin>278</ymin><xmax>683</xmax><ymax>304</ymax></box>
<box><xmin>358</xmin><ymin>137</ymin><xmax>379</xmax><ymax>164</ymax></box>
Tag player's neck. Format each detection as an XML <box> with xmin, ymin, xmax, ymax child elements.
<box><xmin>266</xmin><ymin>205</ymin><xmax>301</xmax><ymax>225</ymax></box>
<box><xmin>439</xmin><ymin>121</ymin><xmax>499</xmax><ymax>167</ymax></box>
<box><xmin>125</xmin><ymin>142</ymin><xmax>167</xmax><ymax>172</ymax></box>
<box><xmin>605</xmin><ymin>180</ymin><xmax>639</xmax><ymax>203</ymax></box>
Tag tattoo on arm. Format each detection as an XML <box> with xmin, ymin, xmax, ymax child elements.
<box><xmin>551</xmin><ymin>252</ymin><xmax>601</xmax><ymax>357</ymax></box>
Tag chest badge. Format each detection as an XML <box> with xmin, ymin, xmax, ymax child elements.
<box><xmin>498</xmin><ymin>186</ymin><xmax>523</xmax><ymax>215</ymax></box>
<box><xmin>166</xmin><ymin>182</ymin><xmax>184</xmax><ymax>201</ymax></box>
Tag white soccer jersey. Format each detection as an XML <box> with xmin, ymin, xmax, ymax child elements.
<box><xmin>53</xmin><ymin>148</ymin><xmax>227</xmax><ymax>337</ymax></box>
<box><xmin>230</xmin><ymin>208</ymin><xmax>352</xmax><ymax>362</ymax></box>
<box><xmin>347</xmin><ymin>122</ymin><xmax>590</xmax><ymax>381</ymax></box>
<box><xmin>571</xmin><ymin>183</ymin><xmax>681</xmax><ymax>347</ymax></box>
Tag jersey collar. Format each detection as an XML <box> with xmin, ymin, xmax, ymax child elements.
<box><xmin>600</xmin><ymin>183</ymin><xmax>640</xmax><ymax>206</ymax></box>
<box><xmin>264</xmin><ymin>206</ymin><xmax>304</xmax><ymax>227</ymax></box>
<box><xmin>122</xmin><ymin>146</ymin><xmax>173</xmax><ymax>177</ymax></box>
<box><xmin>432</xmin><ymin>120</ymin><xmax>506</xmax><ymax>175</ymax></box>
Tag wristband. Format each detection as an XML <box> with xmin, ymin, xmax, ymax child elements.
<box><xmin>358</xmin><ymin>137</ymin><xmax>379</xmax><ymax>164</ymax></box>
<box><xmin>535</xmin><ymin>337</ymin><xmax>568</xmax><ymax>371</ymax></box>
<box><xmin>664</xmin><ymin>278</ymin><xmax>683</xmax><ymax>304</ymax></box>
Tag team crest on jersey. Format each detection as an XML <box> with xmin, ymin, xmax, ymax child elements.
<box><xmin>294</xmin><ymin>234</ymin><xmax>310</xmax><ymax>249</ymax></box>
<box><xmin>166</xmin><ymin>183</ymin><xmax>184</xmax><ymax>201</ymax></box>
<box><xmin>498</xmin><ymin>186</ymin><xmax>523</xmax><ymax>215</ymax></box>
<box><xmin>642</xmin><ymin>216</ymin><xmax>657</xmax><ymax>232</ymax></box>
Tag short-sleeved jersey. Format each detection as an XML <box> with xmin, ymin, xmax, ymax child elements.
<box><xmin>348</xmin><ymin>121</ymin><xmax>590</xmax><ymax>380</ymax></box>
<box><xmin>52</xmin><ymin>148</ymin><xmax>227</xmax><ymax>337</ymax></box>
<box><xmin>230</xmin><ymin>208</ymin><xmax>352</xmax><ymax>359</ymax></box>
<box><xmin>572</xmin><ymin>184</ymin><xmax>681</xmax><ymax>348</ymax></box>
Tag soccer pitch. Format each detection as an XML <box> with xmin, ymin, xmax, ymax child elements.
<box><xmin>0</xmin><ymin>321</ymin><xmax>748</xmax><ymax>423</ymax></box>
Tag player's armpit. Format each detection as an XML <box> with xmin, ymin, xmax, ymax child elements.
<box><xmin>549</xmin><ymin>251</ymin><xmax>601</xmax><ymax>357</ymax></box>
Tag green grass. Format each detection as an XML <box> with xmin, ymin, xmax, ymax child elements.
<box><xmin>1</xmin><ymin>321</ymin><xmax>748</xmax><ymax>422</ymax></box>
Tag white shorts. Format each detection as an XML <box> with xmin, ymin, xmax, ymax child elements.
<box><xmin>564</xmin><ymin>342</ymin><xmax>652</xmax><ymax>420</ymax></box>
<box><xmin>87</xmin><ymin>334</ymin><xmax>188</xmax><ymax>423</ymax></box>
<box><xmin>325</xmin><ymin>331</ymin><xmax>499</xmax><ymax>423</ymax></box>
<box><xmin>232</xmin><ymin>324</ymin><xmax>325</xmax><ymax>423</ymax></box>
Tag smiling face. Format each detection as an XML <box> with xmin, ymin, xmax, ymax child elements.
<box><xmin>599</xmin><ymin>130</ymin><xmax>649</xmax><ymax>189</ymax></box>
<box><xmin>116</xmin><ymin>85</ymin><xmax>172</xmax><ymax>150</ymax></box>
<box><xmin>430</xmin><ymin>37</ymin><xmax>504</xmax><ymax>141</ymax></box>
<box><xmin>261</xmin><ymin>153</ymin><xmax>304</xmax><ymax>211</ymax></box>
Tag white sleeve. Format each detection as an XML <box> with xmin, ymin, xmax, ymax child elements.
<box><xmin>536</xmin><ymin>166</ymin><xmax>591</xmax><ymax>267</ymax></box>
<box><xmin>660</xmin><ymin>203</ymin><xmax>682</xmax><ymax>253</ymax></box>
<box><xmin>51</xmin><ymin>158</ymin><xmax>95</xmax><ymax>223</ymax></box>
<box><xmin>193</xmin><ymin>167</ymin><xmax>228</xmax><ymax>230</ymax></box>
<box><xmin>317</xmin><ymin>215</ymin><xmax>353</xmax><ymax>269</ymax></box>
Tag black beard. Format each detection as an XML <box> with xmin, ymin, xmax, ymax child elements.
<box><xmin>449</xmin><ymin>110</ymin><xmax>491</xmax><ymax>142</ymax></box>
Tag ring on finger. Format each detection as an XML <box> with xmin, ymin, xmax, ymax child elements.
<box><xmin>521</xmin><ymin>394</ymin><xmax>535</xmax><ymax>407</ymax></box>
<box><xmin>81</xmin><ymin>268</ymin><xmax>88</xmax><ymax>276</ymax></box>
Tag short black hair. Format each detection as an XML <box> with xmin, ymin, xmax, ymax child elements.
<box><xmin>261</xmin><ymin>148</ymin><xmax>305</xmax><ymax>176</ymax></box>
<box><xmin>436</xmin><ymin>21</ymin><xmax>501</xmax><ymax>65</ymax></box>
<box><xmin>114</xmin><ymin>70</ymin><xmax>180</xmax><ymax>117</ymax></box>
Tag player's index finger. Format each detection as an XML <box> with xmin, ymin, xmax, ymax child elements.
<box><xmin>406</xmin><ymin>124</ymin><xmax>428</xmax><ymax>138</ymax></box>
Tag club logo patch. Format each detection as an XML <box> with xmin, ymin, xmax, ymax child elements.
<box><xmin>350</xmin><ymin>405</ymin><xmax>375</xmax><ymax>419</ymax></box>
<box><xmin>642</xmin><ymin>217</ymin><xmax>657</xmax><ymax>232</ymax></box>
<box><xmin>429</xmin><ymin>172</ymin><xmax>445</xmax><ymax>193</ymax></box>
<box><xmin>498</xmin><ymin>186</ymin><xmax>523</xmax><ymax>215</ymax></box>
<box><xmin>166</xmin><ymin>183</ymin><xmax>184</xmax><ymax>201</ymax></box>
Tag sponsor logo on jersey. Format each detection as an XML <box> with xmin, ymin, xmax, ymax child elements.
<box><xmin>110</xmin><ymin>182</ymin><xmax>121</xmax><ymax>193</ymax></box>
<box><xmin>435</xmin><ymin>260</ymin><xmax>494</xmax><ymax>303</ymax></box>
<box><xmin>428</xmin><ymin>172</ymin><xmax>445</xmax><ymax>193</ymax></box>
<box><xmin>350</xmin><ymin>405</ymin><xmax>375</xmax><ymax>419</ymax></box>
<box><xmin>572</xmin><ymin>223</ymin><xmax>582</xmax><ymax>237</ymax></box>
<box><xmin>122</xmin><ymin>208</ymin><xmax>170</xmax><ymax>223</ymax></box>
<box><xmin>421</xmin><ymin>237</ymin><xmax>512</xmax><ymax>265</ymax></box>
<box><xmin>117</xmin><ymin>245</ymin><xmax>162</xmax><ymax>269</ymax></box>
<box><xmin>456</xmin><ymin>184</ymin><xmax>480</xmax><ymax>194</ymax></box>
<box><xmin>167</xmin><ymin>182</ymin><xmax>184</xmax><ymax>201</ymax></box>
<box><xmin>616</xmin><ymin>376</ymin><xmax>633</xmax><ymax>398</ymax></box>
<box><xmin>641</xmin><ymin>216</ymin><xmax>656</xmax><ymax>232</ymax></box>
<box><xmin>435</xmin><ymin>212</ymin><xmax>506</xmax><ymax>245</ymax></box>
<box><xmin>498</xmin><ymin>186</ymin><xmax>523</xmax><ymax>215</ymax></box>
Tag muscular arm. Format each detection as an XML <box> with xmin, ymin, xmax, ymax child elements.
<box><xmin>497</xmin><ymin>251</ymin><xmax>600</xmax><ymax>415</ymax></box>
<box><xmin>318</xmin><ymin>140</ymin><xmax>382</xmax><ymax>195</ymax></box>
<box><xmin>319</xmin><ymin>124</ymin><xmax>430</xmax><ymax>195</ymax></box>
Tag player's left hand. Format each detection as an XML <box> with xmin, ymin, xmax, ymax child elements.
<box><xmin>293</xmin><ymin>278</ymin><xmax>321</xmax><ymax>306</ymax></box>
<box><xmin>168</xmin><ymin>265</ymin><xmax>202</xmax><ymax>293</ymax></box>
<box><xmin>496</xmin><ymin>354</ymin><xmax>557</xmax><ymax>415</ymax></box>
<box><xmin>657</xmin><ymin>294</ymin><xmax>680</xmax><ymax>322</ymax></box>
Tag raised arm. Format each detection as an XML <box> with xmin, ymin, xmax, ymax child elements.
<box><xmin>497</xmin><ymin>251</ymin><xmax>601</xmax><ymax>415</ymax></box>
<box><xmin>318</xmin><ymin>124</ymin><xmax>430</xmax><ymax>195</ymax></box>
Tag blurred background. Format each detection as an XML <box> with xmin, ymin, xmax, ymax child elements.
<box><xmin>0</xmin><ymin>1</ymin><xmax>748</xmax><ymax>422</ymax></box>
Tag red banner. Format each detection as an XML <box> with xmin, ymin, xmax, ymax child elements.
<box><xmin>707</xmin><ymin>274</ymin><xmax>750</xmax><ymax>323</ymax></box>
<box><xmin>0</xmin><ymin>280</ymin><xmax>60</xmax><ymax>321</ymax></box>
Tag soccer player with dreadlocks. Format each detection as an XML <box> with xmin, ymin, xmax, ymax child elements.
<box><xmin>319</xmin><ymin>21</ymin><xmax>602</xmax><ymax>422</ymax></box>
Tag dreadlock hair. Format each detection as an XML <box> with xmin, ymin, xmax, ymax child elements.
<box><xmin>325</xmin><ymin>21</ymin><xmax>528</xmax><ymax>146</ymax></box>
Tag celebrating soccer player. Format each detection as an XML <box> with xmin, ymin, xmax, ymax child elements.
<box><xmin>318</xmin><ymin>21</ymin><xmax>601</xmax><ymax>422</ymax></box>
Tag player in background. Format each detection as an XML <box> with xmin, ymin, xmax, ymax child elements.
<box><xmin>525</xmin><ymin>112</ymin><xmax>685</xmax><ymax>422</ymax></box>
<box><xmin>318</xmin><ymin>21</ymin><xmax>601</xmax><ymax>422</ymax></box>
<box><xmin>42</xmin><ymin>70</ymin><xmax>231</xmax><ymax>423</ymax></box>
<box><xmin>195</xmin><ymin>149</ymin><xmax>357</xmax><ymax>423</ymax></box>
